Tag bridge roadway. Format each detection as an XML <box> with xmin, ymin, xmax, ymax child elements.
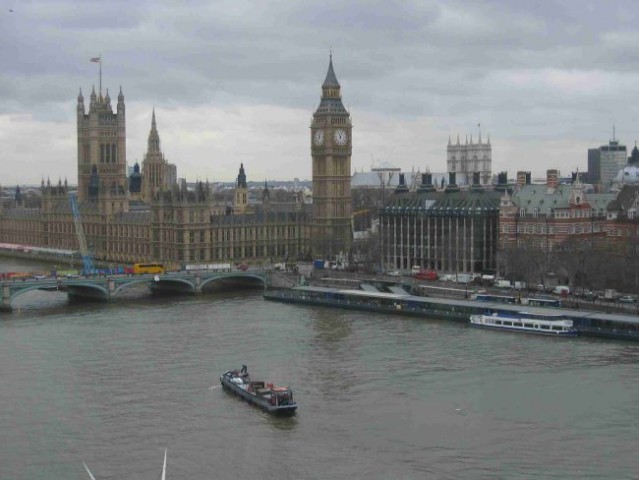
<box><xmin>0</xmin><ymin>270</ymin><xmax>267</xmax><ymax>311</ymax></box>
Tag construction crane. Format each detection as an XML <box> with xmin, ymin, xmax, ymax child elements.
<box><xmin>69</xmin><ymin>193</ymin><xmax>95</xmax><ymax>274</ymax></box>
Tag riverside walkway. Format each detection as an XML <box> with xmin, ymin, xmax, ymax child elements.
<box><xmin>0</xmin><ymin>270</ymin><xmax>267</xmax><ymax>311</ymax></box>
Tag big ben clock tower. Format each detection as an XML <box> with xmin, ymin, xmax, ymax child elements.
<box><xmin>311</xmin><ymin>54</ymin><xmax>352</xmax><ymax>258</ymax></box>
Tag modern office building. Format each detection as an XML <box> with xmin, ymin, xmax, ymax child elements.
<box><xmin>588</xmin><ymin>137</ymin><xmax>627</xmax><ymax>191</ymax></box>
<box><xmin>380</xmin><ymin>172</ymin><xmax>501</xmax><ymax>274</ymax></box>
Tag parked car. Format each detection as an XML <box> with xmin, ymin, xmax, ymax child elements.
<box><xmin>618</xmin><ymin>295</ymin><xmax>637</xmax><ymax>304</ymax></box>
<box><xmin>388</xmin><ymin>271</ymin><xmax>401</xmax><ymax>277</ymax></box>
<box><xmin>583</xmin><ymin>291</ymin><xmax>597</xmax><ymax>301</ymax></box>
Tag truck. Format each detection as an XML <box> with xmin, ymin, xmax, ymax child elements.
<box><xmin>413</xmin><ymin>269</ymin><xmax>437</xmax><ymax>281</ymax></box>
<box><xmin>603</xmin><ymin>289</ymin><xmax>618</xmax><ymax>301</ymax></box>
<box><xmin>454</xmin><ymin>273</ymin><xmax>472</xmax><ymax>284</ymax></box>
<box><xmin>495</xmin><ymin>280</ymin><xmax>512</xmax><ymax>289</ymax></box>
<box><xmin>183</xmin><ymin>263</ymin><xmax>231</xmax><ymax>272</ymax></box>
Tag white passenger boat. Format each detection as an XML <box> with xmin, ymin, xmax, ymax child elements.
<box><xmin>469</xmin><ymin>311</ymin><xmax>578</xmax><ymax>336</ymax></box>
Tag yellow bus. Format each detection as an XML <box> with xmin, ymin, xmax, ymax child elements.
<box><xmin>132</xmin><ymin>263</ymin><xmax>165</xmax><ymax>275</ymax></box>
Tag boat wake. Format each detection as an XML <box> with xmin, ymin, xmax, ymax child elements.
<box><xmin>208</xmin><ymin>385</ymin><xmax>221</xmax><ymax>390</ymax></box>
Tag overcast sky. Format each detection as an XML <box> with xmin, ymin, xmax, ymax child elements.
<box><xmin>2</xmin><ymin>0</ymin><xmax>639</xmax><ymax>185</ymax></box>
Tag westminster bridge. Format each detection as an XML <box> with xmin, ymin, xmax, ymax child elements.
<box><xmin>0</xmin><ymin>270</ymin><xmax>277</xmax><ymax>311</ymax></box>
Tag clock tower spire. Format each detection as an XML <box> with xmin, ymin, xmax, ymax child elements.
<box><xmin>311</xmin><ymin>53</ymin><xmax>352</xmax><ymax>259</ymax></box>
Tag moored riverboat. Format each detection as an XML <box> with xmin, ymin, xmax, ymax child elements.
<box><xmin>264</xmin><ymin>285</ymin><xmax>639</xmax><ymax>341</ymax></box>
<box><xmin>220</xmin><ymin>365</ymin><xmax>297</xmax><ymax>416</ymax></box>
<box><xmin>469</xmin><ymin>311</ymin><xmax>577</xmax><ymax>336</ymax></box>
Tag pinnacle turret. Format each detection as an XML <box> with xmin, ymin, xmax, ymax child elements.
<box><xmin>322</xmin><ymin>53</ymin><xmax>340</xmax><ymax>88</ymax></box>
<box><xmin>147</xmin><ymin>109</ymin><xmax>161</xmax><ymax>154</ymax></box>
<box><xmin>316</xmin><ymin>54</ymin><xmax>348</xmax><ymax>115</ymax></box>
<box><xmin>237</xmin><ymin>163</ymin><xmax>247</xmax><ymax>189</ymax></box>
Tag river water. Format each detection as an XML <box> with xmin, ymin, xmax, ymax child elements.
<box><xmin>0</xmin><ymin>258</ymin><xmax>638</xmax><ymax>479</ymax></box>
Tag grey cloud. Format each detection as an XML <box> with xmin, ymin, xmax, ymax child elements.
<box><xmin>4</xmin><ymin>0</ymin><xmax>639</xmax><ymax>182</ymax></box>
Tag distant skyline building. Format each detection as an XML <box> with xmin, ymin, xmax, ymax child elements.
<box><xmin>446</xmin><ymin>132</ymin><xmax>492</xmax><ymax>186</ymax></box>
<box><xmin>628</xmin><ymin>142</ymin><xmax>639</xmax><ymax>166</ymax></box>
<box><xmin>588</xmin><ymin>133</ymin><xmax>627</xmax><ymax>191</ymax></box>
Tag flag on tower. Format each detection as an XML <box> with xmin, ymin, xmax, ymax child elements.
<box><xmin>90</xmin><ymin>57</ymin><xmax>101</xmax><ymax>63</ymax></box>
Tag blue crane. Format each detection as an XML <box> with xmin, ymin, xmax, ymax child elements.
<box><xmin>69</xmin><ymin>193</ymin><xmax>95</xmax><ymax>274</ymax></box>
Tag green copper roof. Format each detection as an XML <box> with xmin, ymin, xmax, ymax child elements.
<box><xmin>383</xmin><ymin>189</ymin><xmax>501</xmax><ymax>216</ymax></box>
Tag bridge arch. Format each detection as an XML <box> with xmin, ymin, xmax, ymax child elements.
<box><xmin>8</xmin><ymin>284</ymin><xmax>66</xmax><ymax>304</ymax></box>
<box><xmin>112</xmin><ymin>278</ymin><xmax>156</xmax><ymax>295</ymax></box>
<box><xmin>63</xmin><ymin>282</ymin><xmax>110</xmax><ymax>300</ymax></box>
<box><xmin>199</xmin><ymin>273</ymin><xmax>265</xmax><ymax>290</ymax></box>
<box><xmin>151</xmin><ymin>277</ymin><xmax>197</xmax><ymax>293</ymax></box>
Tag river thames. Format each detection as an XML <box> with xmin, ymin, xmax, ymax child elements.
<box><xmin>0</xmin><ymin>257</ymin><xmax>637</xmax><ymax>479</ymax></box>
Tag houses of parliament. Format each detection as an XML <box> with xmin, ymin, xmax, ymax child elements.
<box><xmin>0</xmin><ymin>57</ymin><xmax>353</xmax><ymax>267</ymax></box>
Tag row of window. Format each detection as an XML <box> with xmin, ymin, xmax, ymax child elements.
<box><xmin>500</xmin><ymin>223</ymin><xmax>603</xmax><ymax>235</ymax></box>
<box><xmin>174</xmin><ymin>243</ymin><xmax>302</xmax><ymax>262</ymax></box>
<box><xmin>513</xmin><ymin>208</ymin><xmax>604</xmax><ymax>218</ymax></box>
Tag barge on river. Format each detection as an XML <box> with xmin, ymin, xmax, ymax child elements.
<box><xmin>220</xmin><ymin>366</ymin><xmax>297</xmax><ymax>416</ymax></box>
<box><xmin>264</xmin><ymin>285</ymin><xmax>639</xmax><ymax>342</ymax></box>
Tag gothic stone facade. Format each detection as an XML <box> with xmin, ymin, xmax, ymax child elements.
<box><xmin>0</xmin><ymin>70</ymin><xmax>323</xmax><ymax>267</ymax></box>
<box><xmin>311</xmin><ymin>55</ymin><xmax>353</xmax><ymax>258</ymax></box>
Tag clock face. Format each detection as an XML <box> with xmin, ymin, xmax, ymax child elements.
<box><xmin>313</xmin><ymin>129</ymin><xmax>324</xmax><ymax>146</ymax></box>
<box><xmin>334</xmin><ymin>129</ymin><xmax>348</xmax><ymax>146</ymax></box>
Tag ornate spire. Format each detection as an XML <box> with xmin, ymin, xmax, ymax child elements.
<box><xmin>237</xmin><ymin>163</ymin><xmax>247</xmax><ymax>189</ymax></box>
<box><xmin>147</xmin><ymin>109</ymin><xmax>161</xmax><ymax>154</ymax></box>
<box><xmin>78</xmin><ymin>88</ymin><xmax>84</xmax><ymax>103</ymax></box>
<box><xmin>316</xmin><ymin>54</ymin><xmax>348</xmax><ymax>115</ymax></box>
<box><xmin>322</xmin><ymin>52</ymin><xmax>340</xmax><ymax>88</ymax></box>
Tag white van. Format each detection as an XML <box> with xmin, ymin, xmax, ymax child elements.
<box><xmin>552</xmin><ymin>285</ymin><xmax>570</xmax><ymax>295</ymax></box>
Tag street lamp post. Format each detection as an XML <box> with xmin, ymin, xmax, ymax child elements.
<box><xmin>373</xmin><ymin>166</ymin><xmax>400</xmax><ymax>274</ymax></box>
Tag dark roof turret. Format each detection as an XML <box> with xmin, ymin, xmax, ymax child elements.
<box><xmin>322</xmin><ymin>53</ymin><xmax>340</xmax><ymax>88</ymax></box>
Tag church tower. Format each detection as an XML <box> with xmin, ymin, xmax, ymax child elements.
<box><xmin>311</xmin><ymin>54</ymin><xmax>352</xmax><ymax>258</ymax></box>
<box><xmin>234</xmin><ymin>163</ymin><xmax>249</xmax><ymax>214</ymax></box>
<box><xmin>77</xmin><ymin>86</ymin><xmax>128</xmax><ymax>203</ymax></box>
<box><xmin>142</xmin><ymin>109</ymin><xmax>175</xmax><ymax>202</ymax></box>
